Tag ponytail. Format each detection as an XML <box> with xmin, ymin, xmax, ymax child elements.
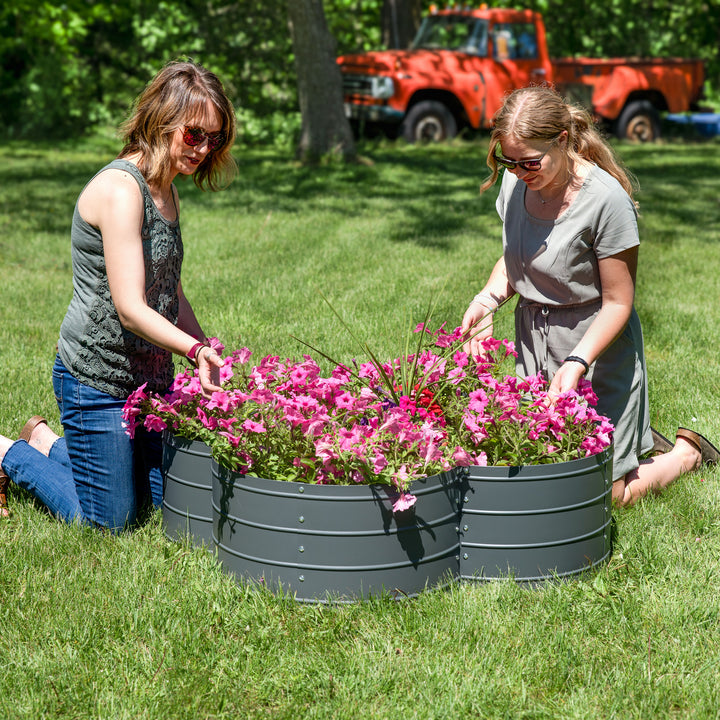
<box><xmin>567</xmin><ymin>104</ymin><xmax>638</xmax><ymax>203</ymax></box>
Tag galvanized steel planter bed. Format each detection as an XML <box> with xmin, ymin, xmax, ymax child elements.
<box><xmin>162</xmin><ymin>430</ymin><xmax>614</xmax><ymax>599</ymax></box>
<box><xmin>212</xmin><ymin>461</ymin><xmax>460</xmax><ymax>603</ymax></box>
<box><xmin>161</xmin><ymin>433</ymin><xmax>214</xmax><ymax>548</ymax></box>
<box><xmin>457</xmin><ymin>446</ymin><xmax>614</xmax><ymax>583</ymax></box>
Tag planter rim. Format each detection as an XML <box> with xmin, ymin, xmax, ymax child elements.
<box><xmin>457</xmin><ymin>445</ymin><xmax>613</xmax><ymax>481</ymax></box>
<box><xmin>211</xmin><ymin>459</ymin><xmax>454</xmax><ymax>501</ymax></box>
<box><xmin>163</xmin><ymin>433</ymin><xmax>211</xmax><ymax>455</ymax></box>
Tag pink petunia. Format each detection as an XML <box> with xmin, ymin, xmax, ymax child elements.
<box><xmin>218</xmin><ymin>431</ymin><xmax>242</xmax><ymax>448</ymax></box>
<box><xmin>242</xmin><ymin>419</ymin><xmax>266</xmax><ymax>433</ymax></box>
<box><xmin>392</xmin><ymin>492</ymin><xmax>417</xmax><ymax>513</ymax></box>
<box><xmin>143</xmin><ymin>414</ymin><xmax>168</xmax><ymax>433</ymax></box>
<box><xmin>452</xmin><ymin>446</ymin><xmax>475</xmax><ymax>466</ymax></box>
<box><xmin>205</xmin><ymin>390</ymin><xmax>232</xmax><ymax>413</ymax></box>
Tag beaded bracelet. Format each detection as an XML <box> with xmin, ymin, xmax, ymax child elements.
<box><xmin>563</xmin><ymin>355</ymin><xmax>590</xmax><ymax>374</ymax></box>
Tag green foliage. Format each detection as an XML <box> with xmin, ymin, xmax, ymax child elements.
<box><xmin>324</xmin><ymin>0</ymin><xmax>383</xmax><ymax>52</ymax></box>
<box><xmin>0</xmin><ymin>0</ymin><xmax>296</xmax><ymax>140</ymax></box>
<box><xmin>0</xmin><ymin>0</ymin><xmax>717</xmax><ymax>143</ymax></box>
<box><xmin>235</xmin><ymin>107</ymin><xmax>302</xmax><ymax>150</ymax></box>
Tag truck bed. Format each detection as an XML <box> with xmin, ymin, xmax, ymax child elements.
<box><xmin>553</xmin><ymin>57</ymin><xmax>705</xmax><ymax>119</ymax></box>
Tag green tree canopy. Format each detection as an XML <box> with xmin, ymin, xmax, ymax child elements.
<box><xmin>1</xmin><ymin>0</ymin><xmax>717</xmax><ymax>141</ymax></box>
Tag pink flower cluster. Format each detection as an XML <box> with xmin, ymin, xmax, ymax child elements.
<box><xmin>122</xmin><ymin>327</ymin><xmax>613</xmax><ymax>510</ymax></box>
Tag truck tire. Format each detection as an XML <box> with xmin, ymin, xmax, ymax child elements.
<box><xmin>401</xmin><ymin>101</ymin><xmax>457</xmax><ymax>143</ymax></box>
<box><xmin>615</xmin><ymin>100</ymin><xmax>661</xmax><ymax>142</ymax></box>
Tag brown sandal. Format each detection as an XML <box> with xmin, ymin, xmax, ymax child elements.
<box><xmin>651</xmin><ymin>426</ymin><xmax>674</xmax><ymax>455</ymax></box>
<box><xmin>0</xmin><ymin>415</ymin><xmax>49</xmax><ymax>519</ymax></box>
<box><xmin>0</xmin><ymin>468</ymin><xmax>11</xmax><ymax>519</ymax></box>
<box><xmin>18</xmin><ymin>415</ymin><xmax>47</xmax><ymax>443</ymax></box>
<box><xmin>677</xmin><ymin>427</ymin><xmax>720</xmax><ymax>466</ymax></box>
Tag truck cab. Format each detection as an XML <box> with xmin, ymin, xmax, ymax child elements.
<box><xmin>338</xmin><ymin>7</ymin><xmax>552</xmax><ymax>142</ymax></box>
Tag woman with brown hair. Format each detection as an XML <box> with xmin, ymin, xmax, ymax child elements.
<box><xmin>461</xmin><ymin>85</ymin><xmax>718</xmax><ymax>507</ymax></box>
<box><xmin>0</xmin><ymin>60</ymin><xmax>237</xmax><ymax>528</ymax></box>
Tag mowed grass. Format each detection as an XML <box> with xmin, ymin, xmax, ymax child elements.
<box><xmin>0</xmin><ymin>132</ymin><xmax>719</xmax><ymax>719</ymax></box>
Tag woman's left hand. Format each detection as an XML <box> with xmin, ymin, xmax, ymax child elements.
<box><xmin>197</xmin><ymin>346</ymin><xmax>225</xmax><ymax>397</ymax></box>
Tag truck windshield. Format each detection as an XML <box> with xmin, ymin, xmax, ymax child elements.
<box><xmin>411</xmin><ymin>16</ymin><xmax>488</xmax><ymax>55</ymax></box>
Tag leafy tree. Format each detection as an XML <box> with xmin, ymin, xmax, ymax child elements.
<box><xmin>0</xmin><ymin>0</ymin><xmax>296</xmax><ymax>140</ymax></box>
<box><xmin>381</xmin><ymin>0</ymin><xmax>425</xmax><ymax>48</ymax></box>
<box><xmin>1</xmin><ymin>0</ymin><xmax>717</xmax><ymax>143</ymax></box>
<box><xmin>324</xmin><ymin>0</ymin><xmax>383</xmax><ymax>52</ymax></box>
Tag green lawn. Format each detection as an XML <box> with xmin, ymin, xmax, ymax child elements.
<box><xmin>1</xmin><ymin>133</ymin><xmax>719</xmax><ymax>719</ymax></box>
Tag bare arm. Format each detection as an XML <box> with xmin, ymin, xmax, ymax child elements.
<box><xmin>549</xmin><ymin>246</ymin><xmax>637</xmax><ymax>395</ymax></box>
<box><xmin>461</xmin><ymin>255</ymin><xmax>516</xmax><ymax>355</ymax></box>
<box><xmin>78</xmin><ymin>169</ymin><xmax>223</xmax><ymax>394</ymax></box>
<box><xmin>177</xmin><ymin>280</ymin><xmax>206</xmax><ymax>340</ymax></box>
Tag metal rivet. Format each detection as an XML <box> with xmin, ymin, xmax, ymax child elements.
<box><xmin>463</xmin><ymin>553</ymin><xmax>469</xmax><ymax>560</ymax></box>
<box><xmin>454</xmin><ymin>526</ymin><xmax>459</xmax><ymax>533</ymax></box>
<box><xmin>298</xmin><ymin>486</ymin><xmax>304</xmax><ymax>493</ymax></box>
<box><xmin>298</xmin><ymin>575</ymin><xmax>305</xmax><ymax>582</ymax></box>
<box><xmin>298</xmin><ymin>516</ymin><xmax>304</xmax><ymax>523</ymax></box>
<box><xmin>463</xmin><ymin>496</ymin><xmax>469</xmax><ymax>503</ymax></box>
<box><xmin>298</xmin><ymin>546</ymin><xmax>304</xmax><ymax>553</ymax></box>
<box><xmin>463</xmin><ymin>525</ymin><xmax>469</xmax><ymax>532</ymax></box>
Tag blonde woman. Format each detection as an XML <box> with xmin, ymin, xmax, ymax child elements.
<box><xmin>0</xmin><ymin>61</ymin><xmax>236</xmax><ymax>528</ymax></box>
<box><xmin>461</xmin><ymin>85</ymin><xmax>718</xmax><ymax>507</ymax></box>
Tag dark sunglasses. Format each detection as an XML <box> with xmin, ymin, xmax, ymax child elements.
<box><xmin>494</xmin><ymin>146</ymin><xmax>550</xmax><ymax>172</ymax></box>
<box><xmin>182</xmin><ymin>126</ymin><xmax>225</xmax><ymax>151</ymax></box>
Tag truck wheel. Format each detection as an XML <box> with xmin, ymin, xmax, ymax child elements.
<box><xmin>401</xmin><ymin>101</ymin><xmax>457</xmax><ymax>143</ymax></box>
<box><xmin>615</xmin><ymin>100</ymin><xmax>660</xmax><ymax>142</ymax></box>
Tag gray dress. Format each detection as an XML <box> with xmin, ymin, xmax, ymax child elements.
<box><xmin>497</xmin><ymin>165</ymin><xmax>652</xmax><ymax>480</ymax></box>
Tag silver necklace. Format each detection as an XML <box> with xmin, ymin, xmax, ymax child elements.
<box><xmin>538</xmin><ymin>165</ymin><xmax>573</xmax><ymax>204</ymax></box>
<box><xmin>538</xmin><ymin>182</ymin><xmax>567</xmax><ymax>204</ymax></box>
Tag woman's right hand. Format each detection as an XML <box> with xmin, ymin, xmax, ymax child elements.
<box><xmin>461</xmin><ymin>303</ymin><xmax>495</xmax><ymax>357</ymax></box>
<box><xmin>461</xmin><ymin>258</ymin><xmax>513</xmax><ymax>358</ymax></box>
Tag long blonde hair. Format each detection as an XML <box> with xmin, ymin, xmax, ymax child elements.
<box><xmin>481</xmin><ymin>86</ymin><xmax>638</xmax><ymax>202</ymax></box>
<box><xmin>119</xmin><ymin>60</ymin><xmax>237</xmax><ymax>191</ymax></box>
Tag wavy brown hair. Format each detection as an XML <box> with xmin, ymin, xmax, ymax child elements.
<box><xmin>118</xmin><ymin>60</ymin><xmax>237</xmax><ymax>191</ymax></box>
<box><xmin>481</xmin><ymin>85</ymin><xmax>638</xmax><ymax>204</ymax></box>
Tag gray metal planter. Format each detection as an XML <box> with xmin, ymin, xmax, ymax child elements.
<box><xmin>161</xmin><ymin>433</ymin><xmax>214</xmax><ymax>548</ymax></box>
<box><xmin>212</xmin><ymin>461</ymin><xmax>460</xmax><ymax>603</ymax></box>
<box><xmin>457</xmin><ymin>446</ymin><xmax>614</xmax><ymax>583</ymax></box>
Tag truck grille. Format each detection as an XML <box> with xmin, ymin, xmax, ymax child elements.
<box><xmin>342</xmin><ymin>74</ymin><xmax>374</xmax><ymax>96</ymax></box>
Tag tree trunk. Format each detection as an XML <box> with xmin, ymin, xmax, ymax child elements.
<box><xmin>287</xmin><ymin>0</ymin><xmax>356</xmax><ymax>164</ymax></box>
<box><xmin>381</xmin><ymin>0</ymin><xmax>423</xmax><ymax>49</ymax></box>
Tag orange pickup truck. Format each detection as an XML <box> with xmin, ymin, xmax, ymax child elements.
<box><xmin>338</xmin><ymin>5</ymin><xmax>706</xmax><ymax>142</ymax></box>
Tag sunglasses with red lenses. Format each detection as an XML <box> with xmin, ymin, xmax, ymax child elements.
<box><xmin>182</xmin><ymin>126</ymin><xmax>225</xmax><ymax>151</ymax></box>
<box><xmin>494</xmin><ymin>146</ymin><xmax>549</xmax><ymax>172</ymax></box>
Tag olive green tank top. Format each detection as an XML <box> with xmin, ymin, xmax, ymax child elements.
<box><xmin>57</xmin><ymin>159</ymin><xmax>183</xmax><ymax>398</ymax></box>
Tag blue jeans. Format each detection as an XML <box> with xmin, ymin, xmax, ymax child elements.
<box><xmin>2</xmin><ymin>356</ymin><xmax>163</xmax><ymax>532</ymax></box>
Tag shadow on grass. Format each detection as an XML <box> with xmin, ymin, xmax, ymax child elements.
<box><xmin>4</xmin><ymin>136</ymin><xmax>718</xmax><ymax>250</ymax></box>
